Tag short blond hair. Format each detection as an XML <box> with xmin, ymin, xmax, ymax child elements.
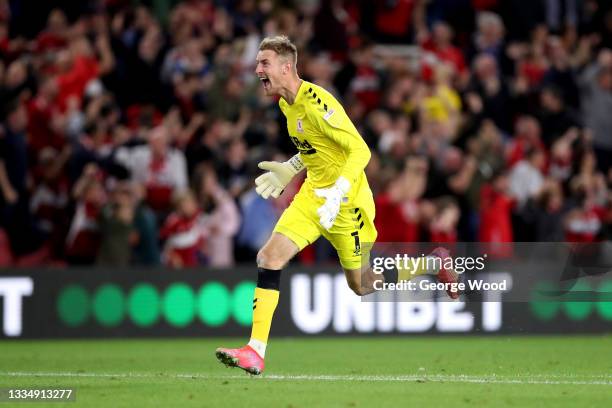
<box><xmin>259</xmin><ymin>35</ymin><xmax>297</xmax><ymax>66</ymax></box>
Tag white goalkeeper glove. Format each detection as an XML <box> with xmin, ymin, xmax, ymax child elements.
<box><xmin>314</xmin><ymin>177</ymin><xmax>351</xmax><ymax>231</ymax></box>
<box><xmin>255</xmin><ymin>154</ymin><xmax>304</xmax><ymax>199</ymax></box>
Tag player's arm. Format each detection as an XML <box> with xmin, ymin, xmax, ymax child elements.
<box><xmin>311</xmin><ymin>106</ymin><xmax>371</xmax><ymax>230</ymax></box>
<box><xmin>255</xmin><ymin>153</ymin><xmax>305</xmax><ymax>199</ymax></box>
<box><xmin>315</xmin><ymin>109</ymin><xmax>371</xmax><ymax>186</ymax></box>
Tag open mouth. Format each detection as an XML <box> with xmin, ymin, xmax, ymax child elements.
<box><xmin>259</xmin><ymin>77</ymin><xmax>271</xmax><ymax>91</ymax></box>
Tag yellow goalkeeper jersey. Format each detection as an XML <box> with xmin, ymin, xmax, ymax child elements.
<box><xmin>279</xmin><ymin>80</ymin><xmax>372</xmax><ymax>204</ymax></box>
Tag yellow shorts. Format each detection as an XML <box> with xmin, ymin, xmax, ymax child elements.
<box><xmin>274</xmin><ymin>182</ymin><xmax>377</xmax><ymax>270</ymax></box>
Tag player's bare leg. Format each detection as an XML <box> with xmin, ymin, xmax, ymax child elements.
<box><xmin>256</xmin><ymin>232</ymin><xmax>300</xmax><ymax>270</ymax></box>
<box><xmin>343</xmin><ymin>247</ymin><xmax>461</xmax><ymax>299</ymax></box>
<box><xmin>344</xmin><ymin>265</ymin><xmax>381</xmax><ymax>296</ymax></box>
<box><xmin>216</xmin><ymin>232</ymin><xmax>298</xmax><ymax>375</ymax></box>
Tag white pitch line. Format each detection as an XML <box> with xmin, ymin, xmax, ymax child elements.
<box><xmin>1</xmin><ymin>372</ymin><xmax>611</xmax><ymax>386</ymax></box>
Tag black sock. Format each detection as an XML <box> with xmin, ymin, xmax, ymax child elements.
<box><xmin>382</xmin><ymin>267</ymin><xmax>398</xmax><ymax>284</ymax></box>
<box><xmin>256</xmin><ymin>268</ymin><xmax>282</xmax><ymax>290</ymax></box>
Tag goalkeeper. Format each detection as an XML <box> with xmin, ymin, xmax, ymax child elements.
<box><xmin>216</xmin><ymin>36</ymin><xmax>459</xmax><ymax>375</ymax></box>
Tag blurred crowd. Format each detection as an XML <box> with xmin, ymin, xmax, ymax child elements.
<box><xmin>0</xmin><ymin>0</ymin><xmax>611</xmax><ymax>268</ymax></box>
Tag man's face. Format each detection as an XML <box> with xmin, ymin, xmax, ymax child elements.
<box><xmin>433</xmin><ymin>23</ymin><xmax>451</xmax><ymax>45</ymax></box>
<box><xmin>255</xmin><ymin>49</ymin><xmax>289</xmax><ymax>96</ymax></box>
<box><xmin>598</xmin><ymin>69</ymin><xmax>612</xmax><ymax>91</ymax></box>
<box><xmin>9</xmin><ymin>104</ymin><xmax>28</xmax><ymax>132</ymax></box>
<box><xmin>148</xmin><ymin>127</ymin><xmax>168</xmax><ymax>156</ymax></box>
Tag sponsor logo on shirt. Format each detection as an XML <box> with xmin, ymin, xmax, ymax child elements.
<box><xmin>290</xmin><ymin>136</ymin><xmax>316</xmax><ymax>155</ymax></box>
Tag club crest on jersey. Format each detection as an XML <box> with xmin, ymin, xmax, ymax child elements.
<box><xmin>297</xmin><ymin>119</ymin><xmax>304</xmax><ymax>133</ymax></box>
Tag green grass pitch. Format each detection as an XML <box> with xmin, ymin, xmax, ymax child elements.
<box><xmin>1</xmin><ymin>336</ymin><xmax>611</xmax><ymax>407</ymax></box>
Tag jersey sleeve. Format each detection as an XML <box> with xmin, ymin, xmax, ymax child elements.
<box><xmin>310</xmin><ymin>105</ymin><xmax>371</xmax><ymax>186</ymax></box>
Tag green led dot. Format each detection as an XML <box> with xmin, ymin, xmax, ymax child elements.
<box><xmin>530</xmin><ymin>281</ymin><xmax>560</xmax><ymax>321</ymax></box>
<box><xmin>128</xmin><ymin>284</ymin><xmax>160</xmax><ymax>327</ymax></box>
<box><xmin>232</xmin><ymin>281</ymin><xmax>256</xmax><ymax>326</ymax></box>
<box><xmin>162</xmin><ymin>283</ymin><xmax>195</xmax><ymax>327</ymax></box>
<box><xmin>57</xmin><ymin>285</ymin><xmax>90</xmax><ymax>327</ymax></box>
<box><xmin>562</xmin><ymin>280</ymin><xmax>593</xmax><ymax>321</ymax></box>
<box><xmin>197</xmin><ymin>282</ymin><xmax>231</xmax><ymax>327</ymax></box>
<box><xmin>92</xmin><ymin>284</ymin><xmax>125</xmax><ymax>327</ymax></box>
<box><xmin>596</xmin><ymin>281</ymin><xmax>612</xmax><ymax>321</ymax></box>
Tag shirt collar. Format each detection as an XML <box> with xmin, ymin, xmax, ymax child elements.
<box><xmin>292</xmin><ymin>80</ymin><xmax>310</xmax><ymax>105</ymax></box>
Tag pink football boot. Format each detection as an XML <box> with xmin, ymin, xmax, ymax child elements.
<box><xmin>431</xmin><ymin>247</ymin><xmax>461</xmax><ymax>300</ymax></box>
<box><xmin>215</xmin><ymin>345</ymin><xmax>264</xmax><ymax>375</ymax></box>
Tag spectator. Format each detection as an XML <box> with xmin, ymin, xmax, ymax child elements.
<box><xmin>371</xmin><ymin>0</ymin><xmax>424</xmax><ymax>43</ymax></box>
<box><xmin>508</xmin><ymin>148</ymin><xmax>546</xmax><ymax>208</ymax></box>
<box><xmin>0</xmin><ymin>99</ymin><xmax>46</xmax><ymax>257</ymax></box>
<box><xmin>526</xmin><ymin>180</ymin><xmax>567</xmax><ymax>241</ymax></box>
<box><xmin>193</xmin><ymin>164</ymin><xmax>240</xmax><ymax>267</ymax></box>
<box><xmin>55</xmin><ymin>35</ymin><xmax>115</xmax><ymax>112</ymax></box>
<box><xmin>516</xmin><ymin>37</ymin><xmax>549</xmax><ymax>89</ymax></box>
<box><xmin>479</xmin><ymin>170</ymin><xmax>514</xmax><ymax>245</ymax></box>
<box><xmin>160</xmin><ymin>190</ymin><xmax>206</xmax><ymax>268</ymax></box>
<box><xmin>217</xmin><ymin>138</ymin><xmax>249</xmax><ymax>198</ymax></box>
<box><xmin>579</xmin><ymin>48</ymin><xmax>612</xmax><ymax>172</ymax></box>
<box><xmin>96</xmin><ymin>180</ymin><xmax>137</xmax><ymax>266</ymax></box>
<box><xmin>27</xmin><ymin>76</ymin><xmax>64</xmax><ymax>155</ymax></box>
<box><xmin>467</xmin><ymin>53</ymin><xmax>513</xmax><ymax>132</ymax></box>
<box><xmin>130</xmin><ymin>181</ymin><xmax>161</xmax><ymax>266</ymax></box>
<box><xmin>334</xmin><ymin>42</ymin><xmax>383</xmax><ymax>113</ymax></box>
<box><xmin>65</xmin><ymin>164</ymin><xmax>105</xmax><ymax>264</ymax></box>
<box><xmin>419</xmin><ymin>21</ymin><xmax>469</xmax><ymax>84</ymax></box>
<box><xmin>116</xmin><ymin>125</ymin><xmax>188</xmax><ymax>214</ymax></box>
<box><xmin>1</xmin><ymin>58</ymin><xmax>33</xmax><ymax>105</ymax></box>
<box><xmin>507</xmin><ymin>115</ymin><xmax>546</xmax><ymax>165</ymax></box>
<box><xmin>564</xmin><ymin>188</ymin><xmax>603</xmax><ymax>242</ymax></box>
<box><xmin>236</xmin><ymin>189</ymin><xmax>282</xmax><ymax>259</ymax></box>
<box><xmin>419</xmin><ymin>64</ymin><xmax>462</xmax><ymax>138</ymax></box>
<box><xmin>538</xmin><ymin>85</ymin><xmax>581</xmax><ymax>146</ymax></box>
<box><xmin>548</xmin><ymin>127</ymin><xmax>579</xmax><ymax>181</ymax></box>
<box><xmin>34</xmin><ymin>8</ymin><xmax>68</xmax><ymax>54</ymax></box>
<box><xmin>29</xmin><ymin>146</ymin><xmax>71</xmax><ymax>257</ymax></box>
<box><xmin>470</xmin><ymin>12</ymin><xmax>507</xmax><ymax>67</ymax></box>
<box><xmin>544</xmin><ymin>0</ymin><xmax>579</xmax><ymax>34</ymax></box>
<box><xmin>455</xmin><ymin>120</ymin><xmax>505</xmax><ymax>212</ymax></box>
<box><xmin>542</xmin><ymin>36</ymin><xmax>580</xmax><ymax>108</ymax></box>
<box><xmin>375</xmin><ymin>156</ymin><xmax>428</xmax><ymax>242</ymax></box>
<box><xmin>427</xmin><ymin>196</ymin><xmax>460</xmax><ymax>243</ymax></box>
<box><xmin>312</xmin><ymin>1</ymin><xmax>350</xmax><ymax>55</ymax></box>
